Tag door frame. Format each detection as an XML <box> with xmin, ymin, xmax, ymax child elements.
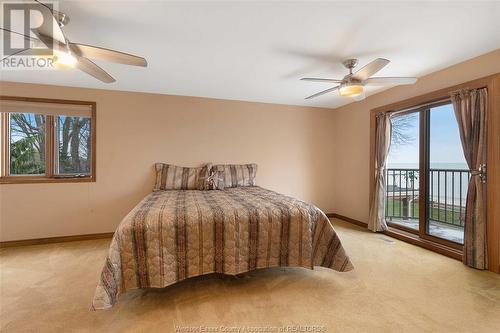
<box><xmin>370</xmin><ymin>73</ymin><xmax>500</xmax><ymax>273</ymax></box>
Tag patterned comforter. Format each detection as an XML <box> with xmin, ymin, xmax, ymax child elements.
<box><xmin>92</xmin><ymin>187</ymin><xmax>353</xmax><ymax>309</ymax></box>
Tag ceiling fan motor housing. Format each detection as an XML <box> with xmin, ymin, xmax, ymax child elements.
<box><xmin>343</xmin><ymin>76</ymin><xmax>363</xmax><ymax>86</ymax></box>
<box><xmin>54</xmin><ymin>11</ymin><xmax>70</xmax><ymax>27</ymax></box>
<box><xmin>342</xmin><ymin>59</ymin><xmax>358</xmax><ymax>72</ymax></box>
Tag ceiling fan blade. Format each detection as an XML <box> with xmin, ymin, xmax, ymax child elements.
<box><xmin>69</xmin><ymin>43</ymin><xmax>148</xmax><ymax>67</ymax></box>
<box><xmin>300</xmin><ymin>77</ymin><xmax>343</xmax><ymax>83</ymax></box>
<box><xmin>0</xmin><ymin>28</ymin><xmax>47</xmax><ymax>50</ymax></box>
<box><xmin>34</xmin><ymin>0</ymin><xmax>53</xmax><ymax>12</ymax></box>
<box><xmin>31</xmin><ymin>30</ymin><xmax>67</xmax><ymax>52</ymax></box>
<box><xmin>31</xmin><ymin>1</ymin><xmax>66</xmax><ymax>45</ymax></box>
<box><xmin>305</xmin><ymin>86</ymin><xmax>339</xmax><ymax>100</ymax></box>
<box><xmin>75</xmin><ymin>57</ymin><xmax>115</xmax><ymax>83</ymax></box>
<box><xmin>0</xmin><ymin>48</ymin><xmax>37</xmax><ymax>61</ymax></box>
<box><xmin>365</xmin><ymin>77</ymin><xmax>418</xmax><ymax>85</ymax></box>
<box><xmin>352</xmin><ymin>58</ymin><xmax>390</xmax><ymax>81</ymax></box>
<box><xmin>1</xmin><ymin>28</ymin><xmax>37</xmax><ymax>42</ymax></box>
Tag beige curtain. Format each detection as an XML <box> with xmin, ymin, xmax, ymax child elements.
<box><xmin>450</xmin><ymin>88</ymin><xmax>488</xmax><ymax>270</ymax></box>
<box><xmin>368</xmin><ymin>112</ymin><xmax>392</xmax><ymax>232</ymax></box>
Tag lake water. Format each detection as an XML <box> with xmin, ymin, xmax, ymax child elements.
<box><xmin>388</xmin><ymin>162</ymin><xmax>468</xmax><ymax>170</ymax></box>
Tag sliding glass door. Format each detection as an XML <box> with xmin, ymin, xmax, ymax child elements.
<box><xmin>386</xmin><ymin>111</ymin><xmax>420</xmax><ymax>232</ymax></box>
<box><xmin>385</xmin><ymin>101</ymin><xmax>467</xmax><ymax>248</ymax></box>
<box><xmin>425</xmin><ymin>103</ymin><xmax>467</xmax><ymax>246</ymax></box>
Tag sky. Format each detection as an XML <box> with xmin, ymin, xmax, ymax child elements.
<box><xmin>387</xmin><ymin>103</ymin><xmax>467</xmax><ymax>168</ymax></box>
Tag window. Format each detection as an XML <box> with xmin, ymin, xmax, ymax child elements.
<box><xmin>1</xmin><ymin>97</ymin><xmax>96</xmax><ymax>183</ymax></box>
<box><xmin>55</xmin><ymin>115</ymin><xmax>92</xmax><ymax>175</ymax></box>
<box><xmin>9</xmin><ymin>112</ymin><xmax>46</xmax><ymax>175</ymax></box>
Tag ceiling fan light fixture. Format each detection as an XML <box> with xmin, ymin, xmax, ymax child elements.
<box><xmin>53</xmin><ymin>50</ymin><xmax>77</xmax><ymax>68</ymax></box>
<box><xmin>339</xmin><ymin>83</ymin><xmax>364</xmax><ymax>97</ymax></box>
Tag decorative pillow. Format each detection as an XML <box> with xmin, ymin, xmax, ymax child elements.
<box><xmin>212</xmin><ymin>163</ymin><xmax>257</xmax><ymax>188</ymax></box>
<box><xmin>206</xmin><ymin>169</ymin><xmax>225</xmax><ymax>190</ymax></box>
<box><xmin>154</xmin><ymin>163</ymin><xmax>211</xmax><ymax>191</ymax></box>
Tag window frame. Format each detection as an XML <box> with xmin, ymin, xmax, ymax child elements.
<box><xmin>0</xmin><ymin>96</ymin><xmax>96</xmax><ymax>184</ymax></box>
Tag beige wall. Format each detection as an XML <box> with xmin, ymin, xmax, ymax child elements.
<box><xmin>331</xmin><ymin>49</ymin><xmax>500</xmax><ymax>223</ymax></box>
<box><xmin>0</xmin><ymin>83</ymin><xmax>336</xmax><ymax>241</ymax></box>
<box><xmin>2</xmin><ymin>49</ymin><xmax>499</xmax><ymax>242</ymax></box>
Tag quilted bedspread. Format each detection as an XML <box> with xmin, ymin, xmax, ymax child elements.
<box><xmin>92</xmin><ymin>187</ymin><xmax>353</xmax><ymax>309</ymax></box>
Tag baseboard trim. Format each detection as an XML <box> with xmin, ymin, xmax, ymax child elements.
<box><xmin>0</xmin><ymin>232</ymin><xmax>114</xmax><ymax>248</ymax></box>
<box><xmin>1</xmin><ymin>213</ymin><xmax>462</xmax><ymax>259</ymax></box>
<box><xmin>328</xmin><ymin>213</ymin><xmax>368</xmax><ymax>228</ymax></box>
<box><xmin>328</xmin><ymin>213</ymin><xmax>462</xmax><ymax>261</ymax></box>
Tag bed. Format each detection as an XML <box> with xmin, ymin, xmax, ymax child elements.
<box><xmin>92</xmin><ymin>186</ymin><xmax>353</xmax><ymax>309</ymax></box>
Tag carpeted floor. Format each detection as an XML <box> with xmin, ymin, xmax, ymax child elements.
<box><xmin>1</xmin><ymin>219</ymin><xmax>499</xmax><ymax>333</ymax></box>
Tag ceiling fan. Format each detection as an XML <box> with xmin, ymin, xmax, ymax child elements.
<box><xmin>1</xmin><ymin>0</ymin><xmax>147</xmax><ymax>83</ymax></box>
<box><xmin>301</xmin><ymin>58</ymin><xmax>417</xmax><ymax>100</ymax></box>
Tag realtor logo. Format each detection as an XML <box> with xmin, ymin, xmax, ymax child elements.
<box><xmin>1</xmin><ymin>1</ymin><xmax>57</xmax><ymax>69</ymax></box>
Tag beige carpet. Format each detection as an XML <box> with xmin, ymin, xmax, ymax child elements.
<box><xmin>1</xmin><ymin>219</ymin><xmax>499</xmax><ymax>333</ymax></box>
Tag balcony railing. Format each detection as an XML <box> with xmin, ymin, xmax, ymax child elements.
<box><xmin>385</xmin><ymin>168</ymin><xmax>470</xmax><ymax>227</ymax></box>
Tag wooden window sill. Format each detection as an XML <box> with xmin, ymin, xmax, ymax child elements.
<box><xmin>329</xmin><ymin>213</ymin><xmax>463</xmax><ymax>261</ymax></box>
<box><xmin>384</xmin><ymin>226</ymin><xmax>463</xmax><ymax>261</ymax></box>
<box><xmin>0</xmin><ymin>176</ymin><xmax>95</xmax><ymax>184</ymax></box>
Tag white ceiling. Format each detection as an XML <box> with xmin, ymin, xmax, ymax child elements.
<box><xmin>1</xmin><ymin>0</ymin><xmax>499</xmax><ymax>108</ymax></box>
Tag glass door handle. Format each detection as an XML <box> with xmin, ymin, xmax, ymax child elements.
<box><xmin>472</xmin><ymin>164</ymin><xmax>487</xmax><ymax>183</ymax></box>
<box><xmin>479</xmin><ymin>164</ymin><xmax>487</xmax><ymax>183</ymax></box>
